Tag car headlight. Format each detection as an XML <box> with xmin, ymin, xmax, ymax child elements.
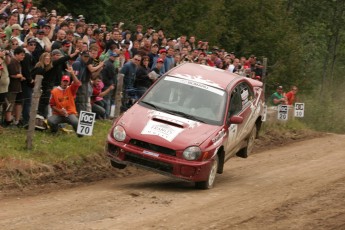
<box><xmin>112</xmin><ymin>125</ymin><xmax>126</xmax><ymax>142</ymax></box>
<box><xmin>183</xmin><ymin>146</ymin><xmax>202</xmax><ymax>160</ymax></box>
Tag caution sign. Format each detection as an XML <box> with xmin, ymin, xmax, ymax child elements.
<box><xmin>77</xmin><ymin>111</ymin><xmax>96</xmax><ymax>136</ymax></box>
<box><xmin>277</xmin><ymin>105</ymin><xmax>288</xmax><ymax>121</ymax></box>
<box><xmin>294</xmin><ymin>103</ymin><xmax>305</xmax><ymax>117</ymax></box>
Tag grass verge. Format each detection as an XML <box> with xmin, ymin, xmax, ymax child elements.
<box><xmin>0</xmin><ymin>120</ymin><xmax>113</xmax><ymax>164</ymax></box>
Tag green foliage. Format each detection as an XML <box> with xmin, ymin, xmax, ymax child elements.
<box><xmin>303</xmin><ymin>82</ymin><xmax>345</xmax><ymax>133</ymax></box>
<box><xmin>38</xmin><ymin>0</ymin><xmax>111</xmax><ymax>24</ymax></box>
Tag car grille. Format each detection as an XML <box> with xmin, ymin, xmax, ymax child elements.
<box><xmin>129</xmin><ymin>139</ymin><xmax>176</xmax><ymax>156</ymax></box>
<box><xmin>125</xmin><ymin>152</ymin><xmax>173</xmax><ymax>173</ymax></box>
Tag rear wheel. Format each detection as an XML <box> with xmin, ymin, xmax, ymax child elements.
<box><xmin>195</xmin><ymin>155</ymin><xmax>219</xmax><ymax>189</ymax></box>
<box><xmin>236</xmin><ymin>125</ymin><xmax>257</xmax><ymax>158</ymax></box>
<box><xmin>246</xmin><ymin>125</ymin><xmax>257</xmax><ymax>155</ymax></box>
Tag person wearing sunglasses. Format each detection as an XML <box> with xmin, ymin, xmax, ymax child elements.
<box><xmin>20</xmin><ymin>38</ymin><xmax>37</xmax><ymax>126</ymax></box>
<box><xmin>119</xmin><ymin>54</ymin><xmax>142</xmax><ymax>112</ymax></box>
<box><xmin>10</xmin><ymin>24</ymin><xmax>24</xmax><ymax>47</ymax></box>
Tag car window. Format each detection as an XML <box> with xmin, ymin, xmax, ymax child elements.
<box><xmin>141</xmin><ymin>76</ymin><xmax>226</xmax><ymax>125</ymax></box>
<box><xmin>228</xmin><ymin>87</ymin><xmax>242</xmax><ymax>117</ymax></box>
<box><xmin>239</xmin><ymin>82</ymin><xmax>254</xmax><ymax>107</ymax></box>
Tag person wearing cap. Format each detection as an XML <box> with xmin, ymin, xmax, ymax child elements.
<box><xmin>151</xmin><ymin>57</ymin><xmax>163</xmax><ymax>75</ymax></box>
<box><xmin>119</xmin><ymin>54</ymin><xmax>142</xmax><ymax>112</ymax></box>
<box><xmin>20</xmin><ymin>37</ymin><xmax>37</xmax><ymax>126</ymax></box>
<box><xmin>23</xmin><ymin>22</ymin><xmax>38</xmax><ymax>42</ymax></box>
<box><xmin>11</xmin><ymin>8</ymin><xmax>18</xmax><ymax>16</ymax></box>
<box><xmin>25</xmin><ymin>14</ymin><xmax>34</xmax><ymax>28</ymax></box>
<box><xmin>32</xmin><ymin>29</ymin><xmax>46</xmax><ymax>61</ymax></box>
<box><xmin>150</xmin><ymin>48</ymin><xmax>166</xmax><ymax>73</ymax></box>
<box><xmin>10</xmin><ymin>23</ymin><xmax>24</xmax><ymax>46</ymax></box>
<box><xmin>100</xmin><ymin>51</ymin><xmax>118</xmax><ymax>118</ymax></box>
<box><xmin>72</xmin><ymin>50</ymin><xmax>92</xmax><ymax>113</ymax></box>
<box><xmin>51</xmin><ymin>46</ymin><xmax>81</xmax><ymax>87</ymax></box>
<box><xmin>148</xmin><ymin>43</ymin><xmax>159</xmax><ymax>69</ymax></box>
<box><xmin>60</xmin><ymin>39</ymin><xmax>71</xmax><ymax>56</ymax></box>
<box><xmin>77</xmin><ymin>15</ymin><xmax>86</xmax><ymax>27</ymax></box>
<box><xmin>42</xmin><ymin>23</ymin><xmax>54</xmax><ymax>40</ymax></box>
<box><xmin>47</xmin><ymin>65</ymin><xmax>81</xmax><ymax>136</ymax></box>
<box><xmin>270</xmin><ymin>86</ymin><xmax>287</xmax><ymax>106</ymax></box>
<box><xmin>39</xmin><ymin>24</ymin><xmax>53</xmax><ymax>50</ymax></box>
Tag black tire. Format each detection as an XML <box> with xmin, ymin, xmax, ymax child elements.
<box><xmin>236</xmin><ymin>125</ymin><xmax>257</xmax><ymax>158</ymax></box>
<box><xmin>110</xmin><ymin>160</ymin><xmax>127</xmax><ymax>169</ymax></box>
<box><xmin>246</xmin><ymin>125</ymin><xmax>257</xmax><ymax>155</ymax></box>
<box><xmin>195</xmin><ymin>154</ymin><xmax>219</xmax><ymax>189</ymax></box>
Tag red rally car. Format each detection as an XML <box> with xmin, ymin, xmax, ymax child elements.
<box><xmin>106</xmin><ymin>63</ymin><xmax>265</xmax><ymax>189</ymax></box>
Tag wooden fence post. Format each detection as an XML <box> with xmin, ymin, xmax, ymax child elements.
<box><xmin>114</xmin><ymin>73</ymin><xmax>124</xmax><ymax>119</ymax></box>
<box><xmin>262</xmin><ymin>57</ymin><xmax>268</xmax><ymax>97</ymax></box>
<box><xmin>26</xmin><ymin>75</ymin><xmax>43</xmax><ymax>150</ymax></box>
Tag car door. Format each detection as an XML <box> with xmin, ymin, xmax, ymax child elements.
<box><xmin>223</xmin><ymin>82</ymin><xmax>255</xmax><ymax>159</ymax></box>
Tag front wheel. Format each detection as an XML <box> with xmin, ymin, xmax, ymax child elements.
<box><xmin>110</xmin><ymin>160</ymin><xmax>127</xmax><ymax>169</ymax></box>
<box><xmin>195</xmin><ymin>155</ymin><xmax>219</xmax><ymax>189</ymax></box>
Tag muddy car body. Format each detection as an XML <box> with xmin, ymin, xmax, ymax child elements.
<box><xmin>106</xmin><ymin>63</ymin><xmax>265</xmax><ymax>189</ymax></box>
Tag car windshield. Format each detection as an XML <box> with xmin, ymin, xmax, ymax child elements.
<box><xmin>140</xmin><ymin>76</ymin><xmax>227</xmax><ymax>125</ymax></box>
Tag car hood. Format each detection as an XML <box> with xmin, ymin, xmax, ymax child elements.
<box><xmin>116</xmin><ymin>104</ymin><xmax>220</xmax><ymax>150</ymax></box>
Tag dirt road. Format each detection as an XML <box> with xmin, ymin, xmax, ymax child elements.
<box><xmin>1</xmin><ymin>134</ymin><xmax>345</xmax><ymax>230</ymax></box>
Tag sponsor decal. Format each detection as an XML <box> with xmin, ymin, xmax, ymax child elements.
<box><xmin>228</xmin><ymin>124</ymin><xmax>238</xmax><ymax>141</ymax></box>
<box><xmin>141</xmin><ymin>120</ymin><xmax>183</xmax><ymax>142</ymax></box>
<box><xmin>143</xmin><ymin>150</ymin><xmax>159</xmax><ymax>157</ymax></box>
<box><xmin>165</xmin><ymin>76</ymin><xmax>224</xmax><ymax>95</ymax></box>
<box><xmin>212</xmin><ymin>128</ymin><xmax>226</xmax><ymax>145</ymax></box>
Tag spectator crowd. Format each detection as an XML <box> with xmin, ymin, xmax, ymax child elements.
<box><xmin>0</xmin><ymin>0</ymin><xmax>268</xmax><ymax>132</ymax></box>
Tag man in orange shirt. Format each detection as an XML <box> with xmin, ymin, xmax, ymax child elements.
<box><xmin>47</xmin><ymin>65</ymin><xmax>81</xmax><ymax>135</ymax></box>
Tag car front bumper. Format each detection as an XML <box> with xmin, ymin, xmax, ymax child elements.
<box><xmin>106</xmin><ymin>137</ymin><xmax>213</xmax><ymax>182</ymax></box>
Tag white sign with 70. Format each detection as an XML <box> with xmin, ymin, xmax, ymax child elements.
<box><xmin>77</xmin><ymin>111</ymin><xmax>96</xmax><ymax>136</ymax></box>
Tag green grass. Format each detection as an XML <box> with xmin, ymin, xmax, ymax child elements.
<box><xmin>261</xmin><ymin>118</ymin><xmax>310</xmax><ymax>133</ymax></box>
<box><xmin>0</xmin><ymin>120</ymin><xmax>113</xmax><ymax>164</ymax></box>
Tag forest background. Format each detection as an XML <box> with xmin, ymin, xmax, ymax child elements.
<box><xmin>35</xmin><ymin>0</ymin><xmax>345</xmax><ymax>133</ymax></box>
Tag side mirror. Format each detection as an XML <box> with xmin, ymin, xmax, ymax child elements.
<box><xmin>229</xmin><ymin>115</ymin><xmax>243</xmax><ymax>124</ymax></box>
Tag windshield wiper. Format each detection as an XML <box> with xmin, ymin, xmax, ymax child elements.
<box><xmin>140</xmin><ymin>101</ymin><xmax>160</xmax><ymax>110</ymax></box>
<box><xmin>163</xmin><ymin>109</ymin><xmax>206</xmax><ymax>123</ymax></box>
